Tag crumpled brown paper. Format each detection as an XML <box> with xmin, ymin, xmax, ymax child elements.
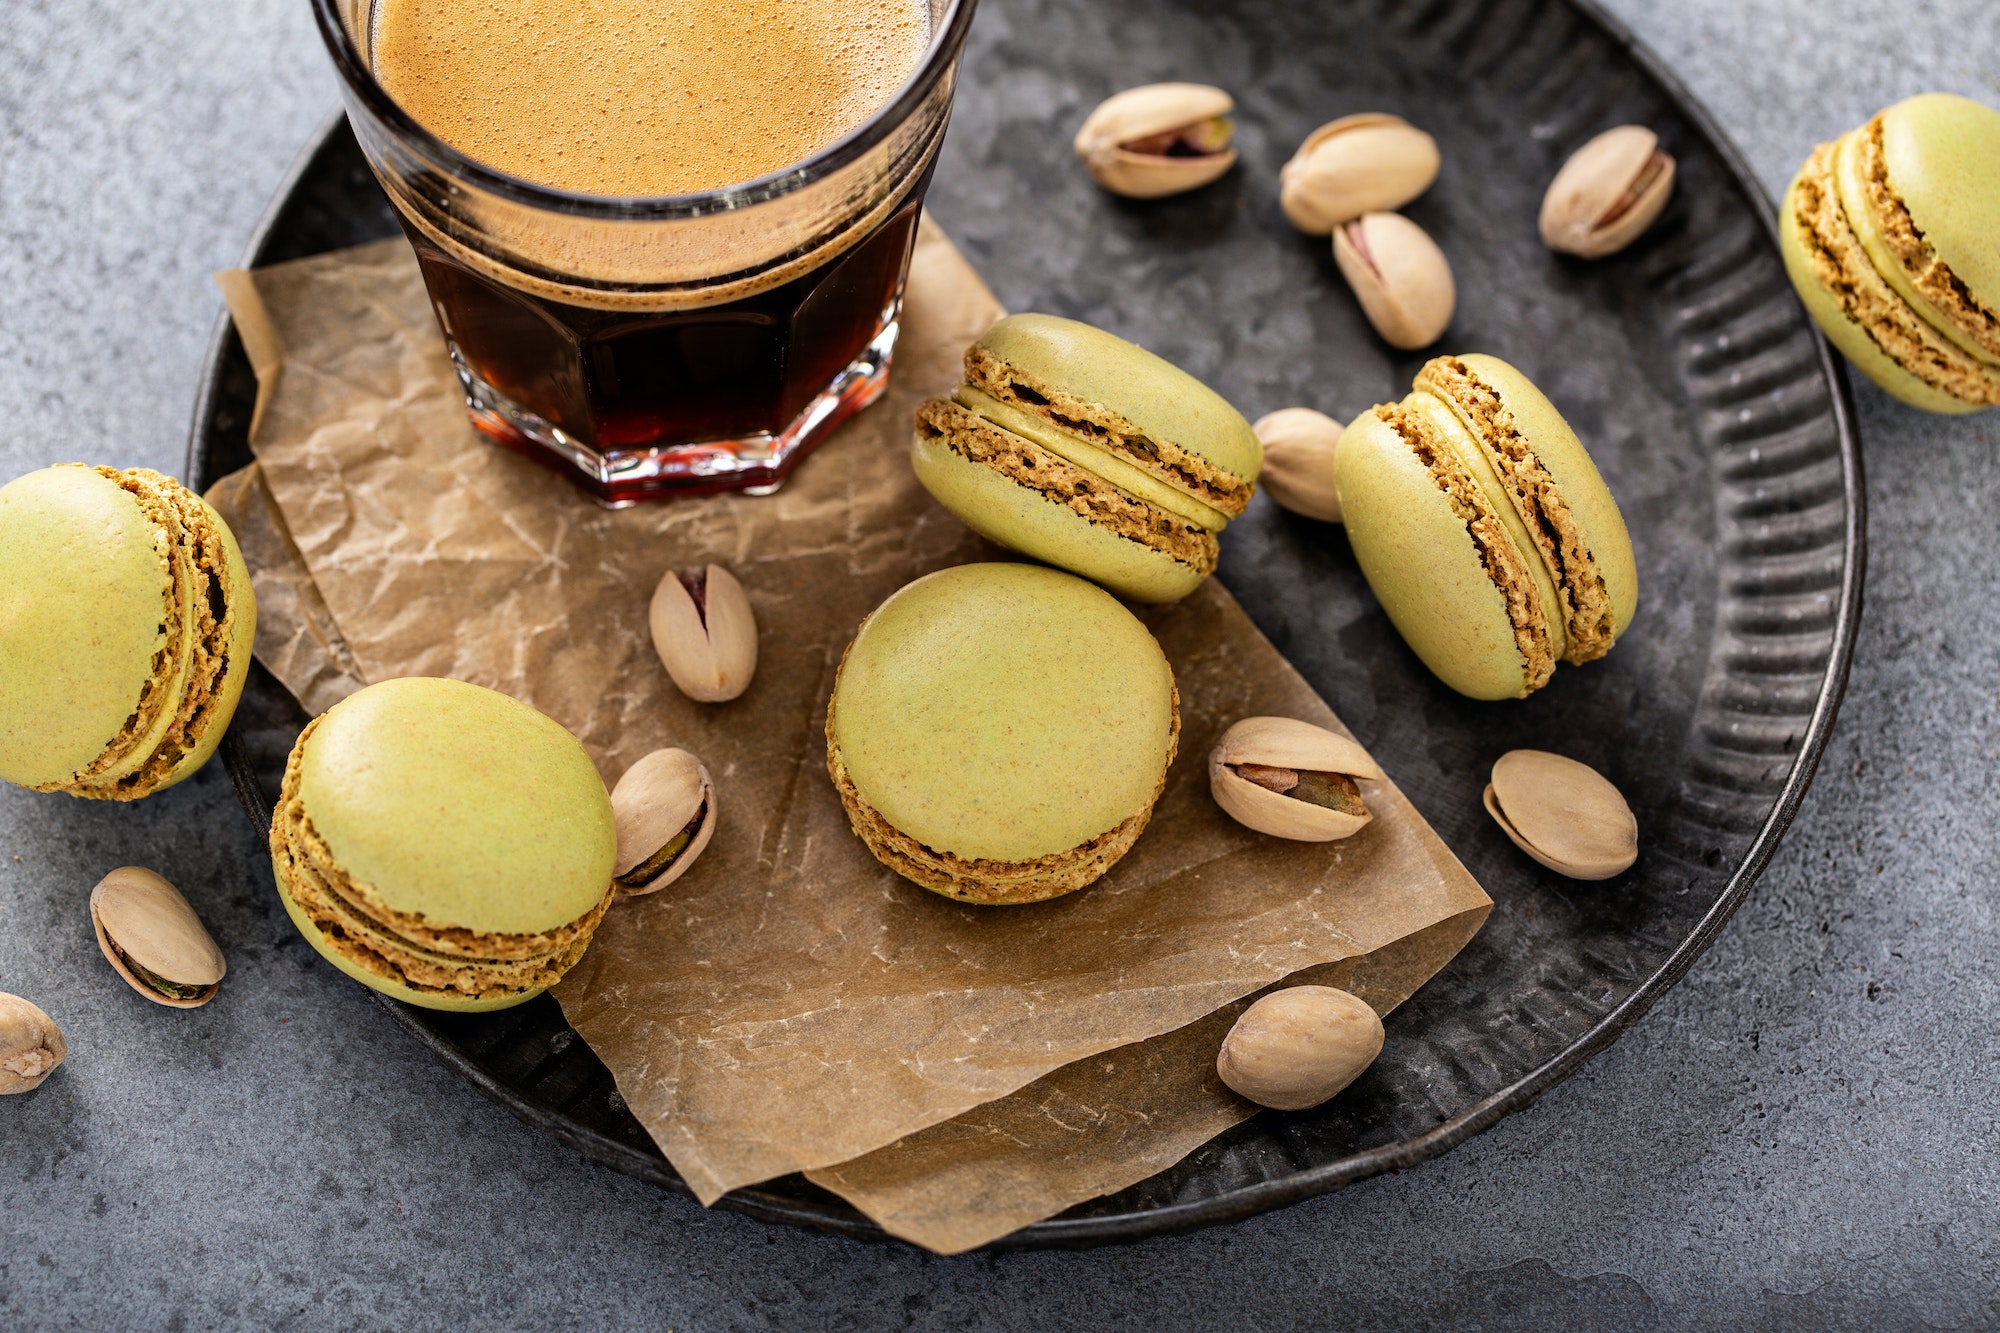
<box><xmin>207</xmin><ymin>222</ymin><xmax>1489</xmax><ymax>1251</ymax></box>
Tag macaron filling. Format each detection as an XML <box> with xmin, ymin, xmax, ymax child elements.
<box><xmin>1788</xmin><ymin>142</ymin><xmax>2000</xmax><ymax>408</ymax></box>
<box><xmin>1842</xmin><ymin>117</ymin><xmax>2000</xmax><ymax>365</ymax></box>
<box><xmin>951</xmin><ymin>385</ymin><xmax>1233</xmax><ymax>531</ymax></box>
<box><xmin>915</xmin><ymin>399</ymin><xmax>1222</xmax><ymax>574</ymax></box>
<box><xmin>1415</xmin><ymin>359</ymin><xmax>1618</xmax><ymax>663</ymax></box>
<box><xmin>1370</xmin><ymin>400</ymin><xmax>1559</xmax><ymax>692</ymax></box>
<box><xmin>963</xmin><ymin>344</ymin><xmax>1256</xmax><ymax>517</ymax></box>
<box><xmin>59</xmin><ymin>468</ymin><xmax>247</xmax><ymax>799</ymax></box>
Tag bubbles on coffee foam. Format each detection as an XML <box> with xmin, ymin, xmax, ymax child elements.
<box><xmin>374</xmin><ymin>0</ymin><xmax>929</xmax><ymax>197</ymax></box>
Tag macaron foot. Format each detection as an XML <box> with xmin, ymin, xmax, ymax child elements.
<box><xmin>827</xmin><ymin>739</ymin><xmax>1159</xmax><ymax>905</ymax></box>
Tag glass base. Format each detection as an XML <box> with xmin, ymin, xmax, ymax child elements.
<box><xmin>450</xmin><ymin>315</ymin><xmax>902</xmax><ymax>508</ymax></box>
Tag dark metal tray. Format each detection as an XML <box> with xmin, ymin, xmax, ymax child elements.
<box><xmin>188</xmin><ymin>0</ymin><xmax>1862</xmax><ymax>1248</ymax></box>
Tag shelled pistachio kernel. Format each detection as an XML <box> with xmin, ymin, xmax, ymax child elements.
<box><xmin>0</xmin><ymin>993</ymin><xmax>66</xmax><ymax>1094</ymax></box>
<box><xmin>610</xmin><ymin>747</ymin><xmax>717</xmax><ymax>895</ymax></box>
<box><xmin>1483</xmin><ymin>749</ymin><xmax>1637</xmax><ymax>879</ymax></box>
<box><xmin>89</xmin><ymin>866</ymin><xmax>226</xmax><ymax>1008</ymax></box>
<box><xmin>1073</xmin><ymin>83</ymin><xmax>1238</xmax><ymax>199</ymax></box>
<box><xmin>1279</xmin><ymin>113</ymin><xmax>1440</xmax><ymax>234</ymax></box>
<box><xmin>1208</xmin><ymin>716</ymin><xmax>1384</xmax><ymax>841</ymax></box>
<box><xmin>650</xmin><ymin>562</ymin><xmax>758</xmax><ymax>703</ymax></box>
<box><xmin>1216</xmin><ymin>985</ymin><xmax>1384</xmax><ymax>1110</ymax></box>
<box><xmin>1253</xmin><ymin>408</ymin><xmax>1346</xmax><ymax>523</ymax></box>
<box><xmin>1539</xmin><ymin>125</ymin><xmax>1676</xmax><ymax>258</ymax></box>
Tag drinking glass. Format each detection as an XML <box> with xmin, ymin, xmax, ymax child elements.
<box><xmin>311</xmin><ymin>0</ymin><xmax>976</xmax><ymax>504</ymax></box>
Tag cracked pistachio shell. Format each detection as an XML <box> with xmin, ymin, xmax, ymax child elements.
<box><xmin>1484</xmin><ymin>749</ymin><xmax>1637</xmax><ymax>880</ymax></box>
<box><xmin>1073</xmin><ymin>83</ymin><xmax>1238</xmax><ymax>199</ymax></box>
<box><xmin>1280</xmin><ymin>113</ymin><xmax>1441</xmax><ymax>234</ymax></box>
<box><xmin>1209</xmin><ymin>716</ymin><xmax>1384</xmax><ymax>841</ymax></box>
<box><xmin>1217</xmin><ymin>985</ymin><xmax>1384</xmax><ymax>1110</ymax></box>
<box><xmin>1253</xmin><ymin>409</ymin><xmax>1345</xmax><ymax>523</ymax></box>
<box><xmin>609</xmin><ymin>747</ymin><xmax>717</xmax><ymax>896</ymax></box>
<box><xmin>0</xmin><ymin>993</ymin><xmax>66</xmax><ymax>1094</ymax></box>
<box><xmin>650</xmin><ymin>563</ymin><xmax>758</xmax><ymax>703</ymax></box>
<box><xmin>89</xmin><ymin>866</ymin><xmax>225</xmax><ymax>1009</ymax></box>
<box><xmin>1540</xmin><ymin>125</ymin><xmax>1676</xmax><ymax>258</ymax></box>
<box><xmin>1333</xmin><ymin>212</ymin><xmax>1455</xmax><ymax>350</ymax></box>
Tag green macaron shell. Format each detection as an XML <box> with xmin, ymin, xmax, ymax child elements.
<box><xmin>910</xmin><ymin>430</ymin><xmax>1207</xmax><ymax>604</ymax></box>
<box><xmin>0</xmin><ymin>467</ymin><xmax>170</xmax><ymax>788</ymax></box>
<box><xmin>1452</xmin><ymin>354</ymin><xmax>1640</xmax><ymax>637</ymax></box>
<box><xmin>1881</xmin><ymin>94</ymin><xmax>2000</xmax><ymax>319</ymax></box>
<box><xmin>976</xmin><ymin>314</ymin><xmax>1263</xmax><ymax>487</ymax></box>
<box><xmin>1335</xmin><ymin>410</ymin><xmax>1531</xmax><ymax>701</ymax></box>
<box><xmin>298</xmin><ymin>678</ymin><xmax>615</xmax><ymax>936</ymax></box>
<box><xmin>271</xmin><ymin>867</ymin><xmax>544</xmax><ymax>1013</ymax></box>
<box><xmin>831</xmin><ymin>562</ymin><xmax>1177</xmax><ymax>863</ymax></box>
<box><xmin>1778</xmin><ymin>177</ymin><xmax>1977</xmax><ymax>415</ymax></box>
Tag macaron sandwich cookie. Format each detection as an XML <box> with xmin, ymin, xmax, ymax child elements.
<box><xmin>271</xmin><ymin>677</ymin><xmax>617</xmax><ymax>1011</ymax></box>
<box><xmin>912</xmin><ymin>314</ymin><xmax>1263</xmax><ymax>603</ymax></box>
<box><xmin>827</xmin><ymin>563</ymin><xmax>1179</xmax><ymax>904</ymax></box>
<box><xmin>0</xmin><ymin>465</ymin><xmax>256</xmax><ymax>799</ymax></box>
<box><xmin>1336</xmin><ymin>355</ymin><xmax>1638</xmax><ymax>701</ymax></box>
<box><xmin>1780</xmin><ymin>93</ymin><xmax>2000</xmax><ymax>414</ymax></box>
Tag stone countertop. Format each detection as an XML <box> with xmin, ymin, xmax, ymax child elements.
<box><xmin>2</xmin><ymin>1</ymin><xmax>1996</xmax><ymax>1327</ymax></box>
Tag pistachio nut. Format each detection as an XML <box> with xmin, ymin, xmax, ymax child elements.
<box><xmin>1209</xmin><ymin>716</ymin><xmax>1383</xmax><ymax>841</ymax></box>
<box><xmin>1073</xmin><ymin>83</ymin><xmax>1238</xmax><ymax>199</ymax></box>
<box><xmin>1333</xmin><ymin>212</ymin><xmax>1455</xmax><ymax>350</ymax></box>
<box><xmin>609</xmin><ymin>747</ymin><xmax>717</xmax><ymax>896</ymax></box>
<box><xmin>1280</xmin><ymin>113</ymin><xmax>1440</xmax><ymax>235</ymax></box>
<box><xmin>0</xmin><ymin>993</ymin><xmax>65</xmax><ymax>1095</ymax></box>
<box><xmin>89</xmin><ymin>866</ymin><xmax>226</xmax><ymax>1008</ymax></box>
<box><xmin>1216</xmin><ymin>985</ymin><xmax>1384</xmax><ymax>1110</ymax></box>
<box><xmin>650</xmin><ymin>563</ymin><xmax>758</xmax><ymax>703</ymax></box>
<box><xmin>1252</xmin><ymin>408</ymin><xmax>1345</xmax><ymax>523</ymax></box>
<box><xmin>1483</xmin><ymin>749</ymin><xmax>1637</xmax><ymax>880</ymax></box>
<box><xmin>1539</xmin><ymin>125</ymin><xmax>1676</xmax><ymax>259</ymax></box>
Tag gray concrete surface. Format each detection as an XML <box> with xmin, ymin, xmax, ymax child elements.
<box><xmin>3</xmin><ymin>0</ymin><xmax>1997</xmax><ymax>1328</ymax></box>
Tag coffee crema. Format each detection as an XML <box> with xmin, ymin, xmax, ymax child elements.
<box><xmin>372</xmin><ymin>0</ymin><xmax>930</xmax><ymax>197</ymax></box>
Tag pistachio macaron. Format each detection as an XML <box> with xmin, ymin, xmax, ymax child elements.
<box><xmin>826</xmin><ymin>562</ymin><xmax>1179</xmax><ymax>904</ymax></box>
<box><xmin>270</xmin><ymin>677</ymin><xmax>617</xmax><ymax>1012</ymax></box>
<box><xmin>0</xmin><ymin>464</ymin><xmax>256</xmax><ymax>800</ymax></box>
<box><xmin>912</xmin><ymin>314</ymin><xmax>1262</xmax><ymax>603</ymax></box>
<box><xmin>1780</xmin><ymin>93</ymin><xmax>2000</xmax><ymax>413</ymax></box>
<box><xmin>1335</xmin><ymin>355</ymin><xmax>1638</xmax><ymax>700</ymax></box>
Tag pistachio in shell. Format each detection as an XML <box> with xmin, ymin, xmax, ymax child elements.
<box><xmin>610</xmin><ymin>747</ymin><xmax>717</xmax><ymax>896</ymax></box>
<box><xmin>1280</xmin><ymin>113</ymin><xmax>1440</xmax><ymax>234</ymax></box>
<box><xmin>1209</xmin><ymin>716</ymin><xmax>1384</xmax><ymax>841</ymax></box>
<box><xmin>650</xmin><ymin>563</ymin><xmax>758</xmax><ymax>703</ymax></box>
<box><xmin>1216</xmin><ymin>985</ymin><xmax>1384</xmax><ymax>1110</ymax></box>
<box><xmin>1539</xmin><ymin>125</ymin><xmax>1676</xmax><ymax>258</ymax></box>
<box><xmin>0</xmin><ymin>993</ymin><xmax>66</xmax><ymax>1094</ymax></box>
<box><xmin>89</xmin><ymin>866</ymin><xmax>226</xmax><ymax>1008</ymax></box>
<box><xmin>1252</xmin><ymin>408</ymin><xmax>1345</xmax><ymax>523</ymax></box>
<box><xmin>1332</xmin><ymin>212</ymin><xmax>1455</xmax><ymax>350</ymax></box>
<box><xmin>1073</xmin><ymin>83</ymin><xmax>1238</xmax><ymax>199</ymax></box>
<box><xmin>1483</xmin><ymin>749</ymin><xmax>1637</xmax><ymax>880</ymax></box>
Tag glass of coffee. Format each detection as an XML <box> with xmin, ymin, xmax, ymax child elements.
<box><xmin>312</xmin><ymin>0</ymin><xmax>976</xmax><ymax>504</ymax></box>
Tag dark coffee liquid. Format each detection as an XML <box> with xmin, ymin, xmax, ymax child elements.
<box><xmin>404</xmin><ymin>192</ymin><xmax>924</xmax><ymax>499</ymax></box>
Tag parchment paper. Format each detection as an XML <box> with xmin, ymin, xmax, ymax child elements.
<box><xmin>209</xmin><ymin>223</ymin><xmax>1489</xmax><ymax>1247</ymax></box>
